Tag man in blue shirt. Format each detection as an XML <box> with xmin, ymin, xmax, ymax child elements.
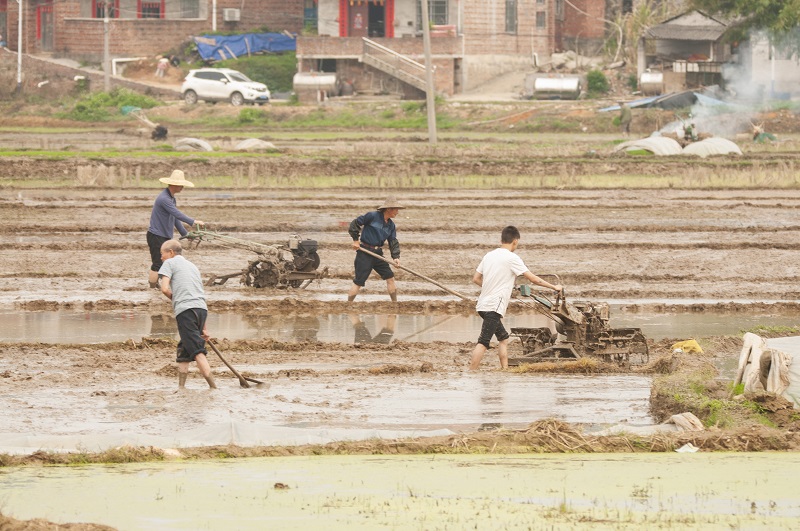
<box><xmin>147</xmin><ymin>170</ymin><xmax>205</xmax><ymax>288</ymax></box>
<box><xmin>347</xmin><ymin>197</ymin><xmax>404</xmax><ymax>302</ymax></box>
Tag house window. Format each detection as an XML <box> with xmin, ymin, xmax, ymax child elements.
<box><xmin>138</xmin><ymin>0</ymin><xmax>164</xmax><ymax>18</ymax></box>
<box><xmin>536</xmin><ymin>11</ymin><xmax>546</xmax><ymax>29</ymax></box>
<box><xmin>92</xmin><ymin>0</ymin><xmax>119</xmax><ymax>18</ymax></box>
<box><xmin>303</xmin><ymin>0</ymin><xmax>318</xmax><ymax>31</ymax></box>
<box><xmin>555</xmin><ymin>0</ymin><xmax>564</xmax><ymax>21</ymax></box>
<box><xmin>622</xmin><ymin>0</ymin><xmax>633</xmax><ymax>14</ymax></box>
<box><xmin>417</xmin><ymin>0</ymin><xmax>448</xmax><ymax>27</ymax></box>
<box><xmin>536</xmin><ymin>0</ymin><xmax>545</xmax><ymax>4</ymax></box>
<box><xmin>180</xmin><ymin>0</ymin><xmax>199</xmax><ymax>18</ymax></box>
<box><xmin>505</xmin><ymin>0</ymin><xmax>517</xmax><ymax>34</ymax></box>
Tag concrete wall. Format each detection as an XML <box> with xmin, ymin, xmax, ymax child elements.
<box><xmin>743</xmin><ymin>34</ymin><xmax>800</xmax><ymax>97</ymax></box>
<box><xmin>459</xmin><ymin>0</ymin><xmax>552</xmax><ymax>88</ymax></box>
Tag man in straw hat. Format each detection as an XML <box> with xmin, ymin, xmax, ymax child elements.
<box><xmin>147</xmin><ymin>170</ymin><xmax>205</xmax><ymax>288</ymax></box>
<box><xmin>347</xmin><ymin>197</ymin><xmax>405</xmax><ymax>302</ymax></box>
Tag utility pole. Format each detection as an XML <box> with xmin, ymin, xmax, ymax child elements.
<box><xmin>420</xmin><ymin>0</ymin><xmax>437</xmax><ymax>144</ymax></box>
<box><xmin>16</xmin><ymin>0</ymin><xmax>22</xmax><ymax>93</ymax></box>
<box><xmin>103</xmin><ymin>9</ymin><xmax>110</xmax><ymax>91</ymax></box>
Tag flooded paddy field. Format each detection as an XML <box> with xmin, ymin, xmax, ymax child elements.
<box><xmin>3</xmin><ymin>453</ymin><xmax>800</xmax><ymax>530</ymax></box>
<box><xmin>3</xmin><ymin>132</ymin><xmax>800</xmax><ymax>528</ymax></box>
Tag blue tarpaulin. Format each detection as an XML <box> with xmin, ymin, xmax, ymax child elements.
<box><xmin>193</xmin><ymin>33</ymin><xmax>296</xmax><ymax>61</ymax></box>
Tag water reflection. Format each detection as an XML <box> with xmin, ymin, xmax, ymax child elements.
<box><xmin>350</xmin><ymin>313</ymin><xmax>396</xmax><ymax>344</ymax></box>
<box><xmin>0</xmin><ymin>308</ymin><xmax>797</xmax><ymax>345</ymax></box>
<box><xmin>148</xmin><ymin>313</ymin><xmax>176</xmax><ymax>338</ymax></box>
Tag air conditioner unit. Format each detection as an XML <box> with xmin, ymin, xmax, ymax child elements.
<box><xmin>223</xmin><ymin>8</ymin><xmax>240</xmax><ymax>22</ymax></box>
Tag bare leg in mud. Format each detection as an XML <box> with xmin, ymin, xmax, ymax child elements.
<box><xmin>178</xmin><ymin>353</ymin><xmax>216</xmax><ymax>389</ymax></box>
<box><xmin>347</xmin><ymin>278</ymin><xmax>398</xmax><ymax>302</ymax></box>
<box><xmin>469</xmin><ymin>339</ymin><xmax>509</xmax><ymax>370</ymax></box>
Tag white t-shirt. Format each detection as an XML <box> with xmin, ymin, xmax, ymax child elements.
<box><xmin>475</xmin><ymin>248</ymin><xmax>529</xmax><ymax>316</ymax></box>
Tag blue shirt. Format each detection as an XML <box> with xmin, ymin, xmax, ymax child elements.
<box><xmin>148</xmin><ymin>188</ymin><xmax>195</xmax><ymax>238</ymax></box>
<box><xmin>350</xmin><ymin>210</ymin><xmax>401</xmax><ymax>257</ymax></box>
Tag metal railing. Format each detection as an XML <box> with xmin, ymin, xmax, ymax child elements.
<box><xmin>361</xmin><ymin>37</ymin><xmax>428</xmax><ymax>91</ymax></box>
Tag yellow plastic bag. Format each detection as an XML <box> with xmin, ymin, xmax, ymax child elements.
<box><xmin>671</xmin><ymin>339</ymin><xmax>703</xmax><ymax>354</ymax></box>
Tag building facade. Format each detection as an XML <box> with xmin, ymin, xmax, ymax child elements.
<box><xmin>2</xmin><ymin>0</ymin><xmax>303</xmax><ymax>61</ymax></box>
<box><xmin>298</xmin><ymin>0</ymin><xmax>577</xmax><ymax>96</ymax></box>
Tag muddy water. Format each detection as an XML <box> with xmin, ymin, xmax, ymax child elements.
<box><xmin>1</xmin><ymin>308</ymin><xmax>794</xmax><ymax>344</ymax></box>
<box><xmin>2</xmin><ymin>453</ymin><xmax>799</xmax><ymax>530</ymax></box>
<box><xmin>0</xmin><ymin>371</ymin><xmax>653</xmax><ymax>453</ymax></box>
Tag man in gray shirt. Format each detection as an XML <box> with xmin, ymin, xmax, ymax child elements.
<box><xmin>158</xmin><ymin>239</ymin><xmax>216</xmax><ymax>389</ymax></box>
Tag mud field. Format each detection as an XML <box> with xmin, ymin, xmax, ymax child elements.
<box><xmin>3</xmin><ymin>166</ymin><xmax>800</xmax><ymax>447</ymax></box>
<box><xmin>4</xmin><ymin>124</ymin><xmax>800</xmax><ymax>526</ymax></box>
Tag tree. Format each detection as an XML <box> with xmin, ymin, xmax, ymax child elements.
<box><xmin>691</xmin><ymin>0</ymin><xmax>800</xmax><ymax>36</ymax></box>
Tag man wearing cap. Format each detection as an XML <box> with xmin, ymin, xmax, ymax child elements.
<box><xmin>347</xmin><ymin>198</ymin><xmax>404</xmax><ymax>302</ymax></box>
<box><xmin>147</xmin><ymin>170</ymin><xmax>205</xmax><ymax>289</ymax></box>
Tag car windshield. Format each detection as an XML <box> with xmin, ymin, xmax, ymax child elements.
<box><xmin>228</xmin><ymin>72</ymin><xmax>253</xmax><ymax>83</ymax></box>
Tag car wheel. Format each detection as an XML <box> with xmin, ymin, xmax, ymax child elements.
<box><xmin>230</xmin><ymin>92</ymin><xmax>244</xmax><ymax>106</ymax></box>
<box><xmin>184</xmin><ymin>90</ymin><xmax>198</xmax><ymax>105</ymax></box>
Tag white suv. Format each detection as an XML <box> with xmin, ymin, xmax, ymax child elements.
<box><xmin>181</xmin><ymin>68</ymin><xmax>271</xmax><ymax>106</ymax></box>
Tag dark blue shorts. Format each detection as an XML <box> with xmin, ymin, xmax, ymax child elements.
<box><xmin>175</xmin><ymin>308</ymin><xmax>208</xmax><ymax>362</ymax></box>
<box><xmin>477</xmin><ymin>311</ymin><xmax>509</xmax><ymax>349</ymax></box>
<box><xmin>353</xmin><ymin>247</ymin><xmax>394</xmax><ymax>286</ymax></box>
<box><xmin>147</xmin><ymin>231</ymin><xmax>170</xmax><ymax>272</ymax></box>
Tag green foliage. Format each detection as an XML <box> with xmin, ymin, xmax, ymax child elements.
<box><xmin>691</xmin><ymin>0</ymin><xmax>800</xmax><ymax>37</ymax></box>
<box><xmin>586</xmin><ymin>69</ymin><xmax>610</xmax><ymax>97</ymax></box>
<box><xmin>627</xmin><ymin>73</ymin><xmax>638</xmax><ymax>91</ymax></box>
<box><xmin>237</xmin><ymin>107</ymin><xmax>267</xmax><ymax>124</ymax></box>
<box><xmin>741</xmin><ymin>324</ymin><xmax>800</xmax><ymax>337</ymax></box>
<box><xmin>215</xmin><ymin>53</ymin><xmax>297</xmax><ymax>93</ymax></box>
<box><xmin>60</xmin><ymin>88</ymin><xmax>160</xmax><ymax>122</ymax></box>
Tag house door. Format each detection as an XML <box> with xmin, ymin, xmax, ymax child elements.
<box><xmin>340</xmin><ymin>0</ymin><xmax>394</xmax><ymax>38</ymax></box>
<box><xmin>36</xmin><ymin>1</ymin><xmax>54</xmax><ymax>52</ymax></box>
<box><xmin>349</xmin><ymin>3</ymin><xmax>368</xmax><ymax>38</ymax></box>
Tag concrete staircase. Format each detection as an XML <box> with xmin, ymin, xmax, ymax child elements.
<box><xmin>361</xmin><ymin>38</ymin><xmax>428</xmax><ymax>92</ymax></box>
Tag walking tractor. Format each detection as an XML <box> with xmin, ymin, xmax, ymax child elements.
<box><xmin>183</xmin><ymin>228</ymin><xmax>328</xmax><ymax>289</ymax></box>
<box><xmin>510</xmin><ymin>283</ymin><xmax>649</xmax><ymax>368</ymax></box>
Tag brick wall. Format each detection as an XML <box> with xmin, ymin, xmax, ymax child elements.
<box><xmin>460</xmin><ymin>0</ymin><xmax>554</xmax><ymax>57</ymax></box>
<box><xmin>560</xmin><ymin>0</ymin><xmax>608</xmax><ymax>52</ymax></box>
<box><xmin>7</xmin><ymin>0</ymin><xmax>304</xmax><ymax>60</ymax></box>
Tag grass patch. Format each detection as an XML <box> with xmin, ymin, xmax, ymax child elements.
<box><xmin>57</xmin><ymin>88</ymin><xmax>160</xmax><ymax>122</ymax></box>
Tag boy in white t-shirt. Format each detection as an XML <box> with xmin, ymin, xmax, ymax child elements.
<box><xmin>469</xmin><ymin>226</ymin><xmax>562</xmax><ymax>370</ymax></box>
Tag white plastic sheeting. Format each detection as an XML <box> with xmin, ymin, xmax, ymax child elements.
<box><xmin>613</xmin><ymin>136</ymin><xmax>683</xmax><ymax>156</ymax></box>
<box><xmin>174</xmin><ymin>137</ymin><xmax>213</xmax><ymax>152</ymax></box>
<box><xmin>736</xmin><ymin>333</ymin><xmax>799</xmax><ymax>407</ymax></box>
<box><xmin>682</xmin><ymin>137</ymin><xmax>743</xmax><ymax>158</ymax></box>
<box><xmin>234</xmin><ymin>138</ymin><xmax>277</xmax><ymax>152</ymax></box>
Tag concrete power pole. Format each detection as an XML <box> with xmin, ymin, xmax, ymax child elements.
<box><xmin>16</xmin><ymin>0</ymin><xmax>22</xmax><ymax>93</ymax></box>
<box><xmin>420</xmin><ymin>0</ymin><xmax>437</xmax><ymax>144</ymax></box>
<box><xmin>103</xmin><ymin>12</ymin><xmax>111</xmax><ymax>91</ymax></box>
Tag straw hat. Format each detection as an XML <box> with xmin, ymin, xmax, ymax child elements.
<box><xmin>377</xmin><ymin>197</ymin><xmax>405</xmax><ymax>210</ymax></box>
<box><xmin>159</xmin><ymin>169</ymin><xmax>195</xmax><ymax>187</ymax></box>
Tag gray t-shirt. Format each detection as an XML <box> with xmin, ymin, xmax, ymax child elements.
<box><xmin>158</xmin><ymin>255</ymin><xmax>207</xmax><ymax>317</ymax></box>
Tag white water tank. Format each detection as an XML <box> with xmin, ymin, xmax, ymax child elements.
<box><xmin>524</xmin><ymin>74</ymin><xmax>583</xmax><ymax>100</ymax></box>
<box><xmin>293</xmin><ymin>72</ymin><xmax>341</xmax><ymax>103</ymax></box>
<box><xmin>639</xmin><ymin>71</ymin><xmax>664</xmax><ymax>95</ymax></box>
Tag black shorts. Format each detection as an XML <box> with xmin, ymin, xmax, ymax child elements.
<box><xmin>147</xmin><ymin>231</ymin><xmax>171</xmax><ymax>272</ymax></box>
<box><xmin>353</xmin><ymin>247</ymin><xmax>394</xmax><ymax>286</ymax></box>
<box><xmin>477</xmin><ymin>311</ymin><xmax>509</xmax><ymax>349</ymax></box>
<box><xmin>175</xmin><ymin>308</ymin><xmax>208</xmax><ymax>363</ymax></box>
